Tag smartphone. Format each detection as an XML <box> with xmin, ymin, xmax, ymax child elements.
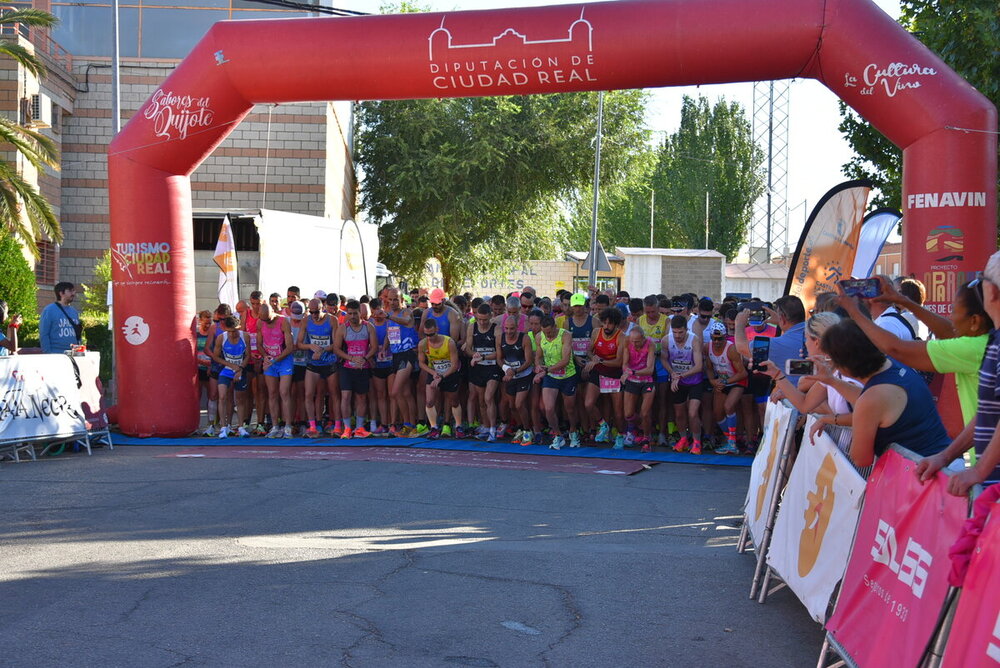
<box><xmin>785</xmin><ymin>359</ymin><xmax>815</xmax><ymax>376</ymax></box>
<box><xmin>749</xmin><ymin>309</ymin><xmax>766</xmax><ymax>326</ymax></box>
<box><xmin>751</xmin><ymin>338</ymin><xmax>770</xmax><ymax>372</ymax></box>
<box><xmin>840</xmin><ymin>278</ymin><xmax>881</xmax><ymax>299</ymax></box>
<box><xmin>737</xmin><ymin>302</ymin><xmax>754</xmax><ymax>312</ymax></box>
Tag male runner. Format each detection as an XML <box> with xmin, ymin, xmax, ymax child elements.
<box><xmin>384</xmin><ymin>288</ymin><xmax>419</xmax><ymax>436</ymax></box>
<box><xmin>465</xmin><ymin>303</ymin><xmax>501</xmax><ymax>441</ymax></box>
<box><xmin>256</xmin><ymin>303</ymin><xmax>295</xmax><ymax>438</ymax></box>
<box><xmin>298</xmin><ymin>298</ymin><xmax>340</xmax><ymax>438</ymax></box>
<box><xmin>663</xmin><ymin>314</ymin><xmax>706</xmax><ymax>454</ymax></box>
<box><xmin>536</xmin><ymin>315</ymin><xmax>580</xmax><ymax>449</ymax></box>
<box><xmin>333</xmin><ymin>299</ymin><xmax>376</xmax><ymax>438</ymax></box>
<box><xmin>210</xmin><ymin>316</ymin><xmax>251</xmax><ymax>438</ymax></box>
<box><xmin>417</xmin><ymin>317</ymin><xmax>461</xmax><ymax>439</ymax></box>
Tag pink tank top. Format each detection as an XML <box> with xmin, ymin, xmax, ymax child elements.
<box><xmin>260</xmin><ymin>317</ymin><xmax>286</xmax><ymax>358</ymax></box>
<box><xmin>626</xmin><ymin>339</ymin><xmax>653</xmax><ymax>382</ymax></box>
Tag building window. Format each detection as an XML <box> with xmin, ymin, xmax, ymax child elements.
<box><xmin>35</xmin><ymin>240</ymin><xmax>58</xmax><ymax>285</ymax></box>
<box><xmin>193</xmin><ymin>216</ymin><xmax>259</xmax><ymax>251</ymax></box>
<box><xmin>892</xmin><ymin>263</ymin><xmax>900</xmax><ymax>275</ymax></box>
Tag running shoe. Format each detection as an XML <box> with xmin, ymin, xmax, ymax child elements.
<box><xmin>324</xmin><ymin>423</ymin><xmax>338</xmax><ymax>436</ymax></box>
<box><xmin>252</xmin><ymin>424</ymin><xmax>268</xmax><ymax>437</ymax></box>
<box><xmin>613</xmin><ymin>435</ymin><xmax>625</xmax><ymax>450</ymax></box>
<box><xmin>218</xmin><ymin>426</ymin><xmax>230</xmax><ymax>439</ymax></box>
<box><xmin>402</xmin><ymin>426</ymin><xmax>419</xmax><ymax>438</ymax></box>
<box><xmin>641</xmin><ymin>443</ymin><xmax>651</xmax><ymax>453</ymax></box>
<box><xmin>716</xmin><ymin>442</ymin><xmax>739</xmax><ymax>455</ymax></box>
<box><xmin>518</xmin><ymin>431</ymin><xmax>533</xmax><ymax>446</ymax></box>
<box><xmin>594</xmin><ymin>422</ymin><xmax>611</xmax><ymax>443</ymax></box>
<box><xmin>533</xmin><ymin>433</ymin><xmax>545</xmax><ymax>446</ymax></box>
<box><xmin>690</xmin><ymin>440</ymin><xmax>703</xmax><ymax>455</ymax></box>
<box><xmin>339</xmin><ymin>427</ymin><xmax>353</xmax><ymax>440</ymax></box>
<box><xmin>202</xmin><ymin>425</ymin><xmax>216</xmax><ymax>437</ymax></box>
<box><xmin>283</xmin><ymin>426</ymin><xmax>294</xmax><ymax>439</ymax></box>
<box><xmin>569</xmin><ymin>431</ymin><xmax>581</xmax><ymax>448</ymax></box>
<box><xmin>657</xmin><ymin>432</ymin><xmax>669</xmax><ymax>447</ymax></box>
<box><xmin>454</xmin><ymin>425</ymin><xmax>466</xmax><ymax>439</ymax></box>
<box><xmin>673</xmin><ymin>436</ymin><xmax>690</xmax><ymax>453</ymax></box>
<box><xmin>353</xmin><ymin>426</ymin><xmax>371</xmax><ymax>439</ymax></box>
<box><xmin>387</xmin><ymin>425</ymin><xmax>400</xmax><ymax>438</ymax></box>
<box><xmin>505</xmin><ymin>424</ymin><xmax>518</xmax><ymax>438</ymax></box>
<box><xmin>237</xmin><ymin>426</ymin><xmax>251</xmax><ymax>438</ymax></box>
<box><xmin>623</xmin><ymin>431</ymin><xmax>635</xmax><ymax>447</ymax></box>
<box><xmin>508</xmin><ymin>429</ymin><xmax>522</xmax><ymax>444</ymax></box>
<box><xmin>372</xmin><ymin>425</ymin><xmax>388</xmax><ymax>436</ymax></box>
<box><xmin>415</xmin><ymin>423</ymin><xmax>430</xmax><ymax>436</ymax></box>
<box><xmin>549</xmin><ymin>434</ymin><xmax>565</xmax><ymax>450</ymax></box>
<box><xmin>486</xmin><ymin>433</ymin><xmax>497</xmax><ymax>443</ymax></box>
<box><xmin>441</xmin><ymin>425</ymin><xmax>453</xmax><ymax>438</ymax></box>
<box><xmin>474</xmin><ymin>425</ymin><xmax>489</xmax><ymax>438</ymax></box>
<box><xmin>427</xmin><ymin>427</ymin><xmax>441</xmax><ymax>440</ymax></box>
<box><xmin>495</xmin><ymin>422</ymin><xmax>507</xmax><ymax>438</ymax></box>
<box><xmin>266</xmin><ymin>426</ymin><xmax>283</xmax><ymax>439</ymax></box>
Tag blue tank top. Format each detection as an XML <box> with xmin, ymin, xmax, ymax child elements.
<box><xmin>863</xmin><ymin>361</ymin><xmax>950</xmax><ymax>458</ymax></box>
<box><xmin>388</xmin><ymin>310</ymin><xmax>418</xmax><ymax>354</ymax></box>
<box><xmin>219</xmin><ymin>334</ymin><xmax>247</xmax><ymax>379</ymax></box>
<box><xmin>304</xmin><ymin>316</ymin><xmax>335</xmax><ymax>366</ymax></box>
<box><xmin>428</xmin><ymin>309</ymin><xmax>452</xmax><ymax>337</ymax></box>
<box><xmin>567</xmin><ymin>314</ymin><xmax>593</xmax><ymax>358</ymax></box>
<box><xmin>373</xmin><ymin>321</ymin><xmax>392</xmax><ymax>368</ymax></box>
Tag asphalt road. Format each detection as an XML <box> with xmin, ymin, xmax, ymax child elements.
<box><xmin>1</xmin><ymin>447</ymin><xmax>823</xmax><ymax>667</ymax></box>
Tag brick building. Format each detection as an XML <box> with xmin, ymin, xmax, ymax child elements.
<box><xmin>0</xmin><ymin>2</ymin><xmax>356</xmax><ymax>310</ymax></box>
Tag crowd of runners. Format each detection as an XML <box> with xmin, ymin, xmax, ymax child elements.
<box><xmin>191</xmin><ymin>264</ymin><xmax>1000</xmax><ymax>494</ymax></box>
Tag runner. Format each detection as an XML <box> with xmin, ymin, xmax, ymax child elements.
<box><xmin>622</xmin><ymin>326</ymin><xmax>657</xmax><ymax>452</ymax></box>
<box><xmin>418</xmin><ymin>317</ymin><xmax>461</xmax><ymax>439</ymax></box>
<box><xmin>535</xmin><ymin>315</ymin><xmax>580</xmax><ymax>449</ymax></box>
<box><xmin>257</xmin><ymin>303</ymin><xmax>295</xmax><ymax>439</ymax></box>
<box><xmin>333</xmin><ymin>299</ymin><xmax>376</xmax><ymax>439</ymax></box>
<box><xmin>565</xmin><ymin>293</ymin><xmax>595</xmax><ymax>437</ymax></box>
<box><xmin>193</xmin><ymin>309</ymin><xmax>213</xmax><ymax>424</ymax></box>
<box><xmin>210</xmin><ymin>316</ymin><xmax>251</xmax><ymax>438</ymax></box>
<box><xmin>583</xmin><ymin>307</ymin><xmax>626</xmax><ymax>449</ymax></box>
<box><xmin>638</xmin><ymin>294</ymin><xmax>671</xmax><ymax>444</ymax></box>
<box><xmin>245</xmin><ymin>290</ymin><xmax>268</xmax><ymax>435</ymax></box>
<box><xmin>663</xmin><ymin>314</ymin><xmax>706</xmax><ymax>454</ymax></box>
<box><xmin>201</xmin><ymin>303</ymin><xmax>232</xmax><ymax>436</ymax></box>
<box><xmin>705</xmin><ymin>325</ymin><xmax>748</xmax><ymax>454</ymax></box>
<box><xmin>298</xmin><ymin>298</ymin><xmax>340</xmax><ymax>438</ymax></box>
<box><xmin>369</xmin><ymin>298</ymin><xmax>393</xmax><ymax>435</ymax></box>
<box><xmin>497</xmin><ymin>313</ymin><xmax>536</xmax><ymax>445</ymax></box>
<box><xmin>461</xmin><ymin>304</ymin><xmax>500</xmax><ymax>441</ymax></box>
<box><xmin>287</xmin><ymin>300</ymin><xmax>308</xmax><ymax>435</ymax></box>
<box><xmin>384</xmin><ymin>288</ymin><xmax>419</xmax><ymax>437</ymax></box>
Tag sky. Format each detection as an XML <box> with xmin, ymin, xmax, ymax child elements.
<box><xmin>340</xmin><ymin>0</ymin><xmax>904</xmax><ymax>252</ymax></box>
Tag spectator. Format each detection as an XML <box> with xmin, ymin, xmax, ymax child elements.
<box><xmin>897</xmin><ymin>277</ymin><xmax>929</xmax><ymax>339</ymax></box>
<box><xmin>868</xmin><ymin>275</ymin><xmax>916</xmax><ymax>341</ymax></box>
<box><xmin>40</xmin><ymin>281</ymin><xmax>82</xmax><ymax>353</ymax></box>
<box><xmin>821</xmin><ymin>319</ymin><xmax>949</xmax><ymax>468</ymax></box>
<box><xmin>1</xmin><ymin>300</ymin><xmax>21</xmax><ymax>354</ymax></box>
<box><xmin>735</xmin><ymin>294</ymin><xmax>807</xmax><ymax>387</ymax></box>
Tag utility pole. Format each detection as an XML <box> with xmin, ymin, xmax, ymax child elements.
<box><xmin>649</xmin><ymin>187</ymin><xmax>655</xmax><ymax>248</ymax></box>
<box><xmin>705</xmin><ymin>191</ymin><xmax>710</xmax><ymax>249</ymax></box>
<box><xmin>588</xmin><ymin>91</ymin><xmax>604</xmax><ymax>287</ymax></box>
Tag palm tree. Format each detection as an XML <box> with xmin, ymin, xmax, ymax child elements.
<box><xmin>0</xmin><ymin>7</ymin><xmax>61</xmax><ymax>256</ymax></box>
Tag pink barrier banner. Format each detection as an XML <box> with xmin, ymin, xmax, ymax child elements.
<box><xmin>942</xmin><ymin>499</ymin><xmax>1000</xmax><ymax>667</ymax></box>
<box><xmin>825</xmin><ymin>448</ymin><xmax>967</xmax><ymax>667</ymax></box>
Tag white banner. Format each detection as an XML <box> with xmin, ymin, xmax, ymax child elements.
<box><xmin>214</xmin><ymin>214</ymin><xmax>240</xmax><ymax>310</ymax></box>
<box><xmin>767</xmin><ymin>416</ymin><xmax>866</xmax><ymax>622</ymax></box>
<box><xmin>743</xmin><ymin>400</ymin><xmax>796</xmax><ymax>546</ymax></box>
<box><xmin>0</xmin><ymin>354</ymin><xmax>89</xmax><ymax>443</ymax></box>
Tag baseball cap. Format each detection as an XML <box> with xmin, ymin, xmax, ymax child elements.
<box><xmin>314</xmin><ymin>290</ymin><xmax>327</xmax><ymax>300</ymax></box>
<box><xmin>570</xmin><ymin>293</ymin><xmax>587</xmax><ymax>307</ymax></box>
<box><xmin>429</xmin><ymin>288</ymin><xmax>446</xmax><ymax>304</ymax></box>
<box><xmin>289</xmin><ymin>300</ymin><xmax>305</xmax><ymax>319</ymax></box>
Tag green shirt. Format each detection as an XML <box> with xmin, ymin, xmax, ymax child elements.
<box><xmin>926</xmin><ymin>334</ymin><xmax>989</xmax><ymax>424</ymax></box>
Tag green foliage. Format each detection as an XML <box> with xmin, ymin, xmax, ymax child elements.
<box><xmin>839</xmin><ymin>0</ymin><xmax>1000</xmax><ymax>208</ymax></box>
<box><xmin>357</xmin><ymin>90</ymin><xmax>649</xmax><ymax>290</ymax></box>
<box><xmin>567</xmin><ymin>96</ymin><xmax>764</xmax><ymax>260</ymax></box>
<box><xmin>0</xmin><ymin>231</ymin><xmax>38</xmax><ymax>319</ymax></box>
<box><xmin>81</xmin><ymin>250</ymin><xmax>112</xmax><ymax>314</ymax></box>
<box><xmin>0</xmin><ymin>9</ymin><xmax>61</xmax><ymax>257</ymax></box>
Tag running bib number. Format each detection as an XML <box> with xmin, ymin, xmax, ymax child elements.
<box><xmin>599</xmin><ymin>375</ymin><xmax>621</xmax><ymax>393</ymax></box>
<box><xmin>388</xmin><ymin>326</ymin><xmax>401</xmax><ymax>345</ymax></box>
<box><xmin>673</xmin><ymin>361</ymin><xmax>693</xmax><ymax>373</ymax></box>
<box><xmin>376</xmin><ymin>348</ymin><xmax>392</xmax><ymax>363</ymax></box>
<box><xmin>310</xmin><ymin>335</ymin><xmax>330</xmax><ymax>349</ymax></box>
<box><xmin>475</xmin><ymin>346</ymin><xmax>496</xmax><ymax>365</ymax></box>
<box><xmin>432</xmin><ymin>360</ymin><xmax>452</xmax><ymax>374</ymax></box>
<box><xmin>224</xmin><ymin>351</ymin><xmax>243</xmax><ymax>365</ymax></box>
<box><xmin>572</xmin><ymin>338</ymin><xmax>589</xmax><ymax>355</ymax></box>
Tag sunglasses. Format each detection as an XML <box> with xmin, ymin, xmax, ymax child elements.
<box><xmin>968</xmin><ymin>278</ymin><xmax>987</xmax><ymax>312</ymax></box>
<box><xmin>309</xmin><ymin>310</ymin><xmax>320</xmax><ymax>314</ymax></box>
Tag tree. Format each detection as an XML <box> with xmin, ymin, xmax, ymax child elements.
<box><xmin>568</xmin><ymin>96</ymin><xmax>763</xmax><ymax>260</ymax></box>
<box><xmin>0</xmin><ymin>231</ymin><xmax>37</xmax><ymax>319</ymax></box>
<box><xmin>356</xmin><ymin>90</ymin><xmax>649</xmax><ymax>291</ymax></box>
<box><xmin>0</xmin><ymin>8</ymin><xmax>61</xmax><ymax>256</ymax></box>
<box><xmin>838</xmin><ymin>0</ymin><xmax>999</xmax><ymax>208</ymax></box>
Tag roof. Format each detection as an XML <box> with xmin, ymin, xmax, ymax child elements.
<box><xmin>564</xmin><ymin>250</ymin><xmax>624</xmax><ymax>263</ymax></box>
<box><xmin>615</xmin><ymin>247</ymin><xmax>725</xmax><ymax>259</ymax></box>
<box><xmin>725</xmin><ymin>263</ymin><xmax>789</xmax><ymax>280</ymax></box>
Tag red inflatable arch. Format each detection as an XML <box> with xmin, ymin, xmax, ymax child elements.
<box><xmin>109</xmin><ymin>0</ymin><xmax>996</xmax><ymax>436</ymax></box>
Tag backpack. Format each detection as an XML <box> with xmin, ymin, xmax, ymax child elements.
<box><xmin>879</xmin><ymin>311</ymin><xmax>936</xmax><ymax>385</ymax></box>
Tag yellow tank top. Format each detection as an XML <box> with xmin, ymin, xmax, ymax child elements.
<box><xmin>426</xmin><ymin>335</ymin><xmax>453</xmax><ymax>373</ymax></box>
<box><xmin>638</xmin><ymin>314</ymin><xmax>667</xmax><ymax>352</ymax></box>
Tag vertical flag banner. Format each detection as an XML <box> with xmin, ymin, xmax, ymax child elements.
<box><xmin>784</xmin><ymin>180</ymin><xmax>872</xmax><ymax>314</ymax></box>
<box><xmin>825</xmin><ymin>448</ymin><xmax>967</xmax><ymax>668</ymax></box>
<box><xmin>851</xmin><ymin>208</ymin><xmax>903</xmax><ymax>279</ymax></box>
<box><xmin>214</xmin><ymin>215</ymin><xmax>240</xmax><ymax>310</ymax></box>
<box><xmin>941</xmin><ymin>495</ymin><xmax>1000</xmax><ymax>668</ymax></box>
<box><xmin>743</xmin><ymin>400</ymin><xmax>795</xmax><ymax>546</ymax></box>
<box><xmin>767</xmin><ymin>417</ymin><xmax>866</xmax><ymax>622</ymax></box>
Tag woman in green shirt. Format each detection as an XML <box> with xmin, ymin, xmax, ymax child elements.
<box><xmin>838</xmin><ymin>277</ymin><xmax>991</xmax><ymax>426</ymax></box>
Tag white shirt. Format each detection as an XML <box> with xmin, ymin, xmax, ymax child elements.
<box><xmin>874</xmin><ymin>307</ymin><xmax>916</xmax><ymax>341</ymax></box>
